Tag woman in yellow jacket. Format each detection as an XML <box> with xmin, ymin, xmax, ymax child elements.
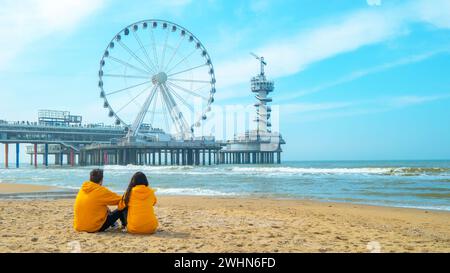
<box><xmin>121</xmin><ymin>172</ymin><xmax>158</xmax><ymax>234</ymax></box>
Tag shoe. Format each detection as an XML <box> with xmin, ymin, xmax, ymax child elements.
<box><xmin>105</xmin><ymin>222</ymin><xmax>120</xmax><ymax>231</ymax></box>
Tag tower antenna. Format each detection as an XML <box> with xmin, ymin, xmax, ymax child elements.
<box><xmin>250</xmin><ymin>52</ymin><xmax>267</xmax><ymax>76</ymax></box>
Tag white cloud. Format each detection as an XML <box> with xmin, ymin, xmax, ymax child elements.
<box><xmin>281</xmin><ymin>101</ymin><xmax>354</xmax><ymax>114</ymax></box>
<box><xmin>414</xmin><ymin>0</ymin><xmax>450</xmax><ymax>28</ymax></box>
<box><xmin>214</xmin><ymin>0</ymin><xmax>450</xmax><ymax>91</ymax></box>
<box><xmin>0</xmin><ymin>0</ymin><xmax>105</xmax><ymax>70</ymax></box>
<box><xmin>250</xmin><ymin>0</ymin><xmax>271</xmax><ymax>13</ymax></box>
<box><xmin>282</xmin><ymin>93</ymin><xmax>450</xmax><ymax>123</ymax></box>
<box><xmin>277</xmin><ymin>49</ymin><xmax>450</xmax><ymax>102</ymax></box>
<box><xmin>387</xmin><ymin>94</ymin><xmax>450</xmax><ymax>108</ymax></box>
<box><xmin>367</xmin><ymin>0</ymin><xmax>382</xmax><ymax>7</ymax></box>
<box><xmin>145</xmin><ymin>0</ymin><xmax>192</xmax><ymax>10</ymax></box>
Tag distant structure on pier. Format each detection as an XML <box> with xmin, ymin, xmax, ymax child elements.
<box><xmin>38</xmin><ymin>110</ymin><xmax>82</xmax><ymax>127</ymax></box>
<box><xmin>220</xmin><ymin>53</ymin><xmax>285</xmax><ymax>164</ymax></box>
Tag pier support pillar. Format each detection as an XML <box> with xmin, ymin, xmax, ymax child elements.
<box><xmin>103</xmin><ymin>151</ymin><xmax>108</xmax><ymax>166</ymax></box>
<box><xmin>70</xmin><ymin>149</ymin><xmax>75</xmax><ymax>167</ymax></box>
<box><xmin>185</xmin><ymin>149</ymin><xmax>190</xmax><ymax>165</ymax></box>
<box><xmin>44</xmin><ymin>143</ymin><xmax>49</xmax><ymax>167</ymax></box>
<box><xmin>55</xmin><ymin>153</ymin><xmax>60</xmax><ymax>165</ymax></box>
<box><xmin>4</xmin><ymin>143</ymin><xmax>8</xmax><ymax>168</ymax></box>
<box><xmin>34</xmin><ymin>143</ymin><xmax>37</xmax><ymax>168</ymax></box>
<box><xmin>15</xmin><ymin>143</ymin><xmax>19</xmax><ymax>168</ymax></box>
<box><xmin>195</xmin><ymin>150</ymin><xmax>200</xmax><ymax>165</ymax></box>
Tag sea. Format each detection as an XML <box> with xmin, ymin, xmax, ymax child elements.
<box><xmin>0</xmin><ymin>160</ymin><xmax>449</xmax><ymax>211</ymax></box>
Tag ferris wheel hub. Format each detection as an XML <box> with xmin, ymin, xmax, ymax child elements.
<box><xmin>152</xmin><ymin>72</ymin><xmax>168</xmax><ymax>85</ymax></box>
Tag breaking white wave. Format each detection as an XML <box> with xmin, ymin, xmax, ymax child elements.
<box><xmin>228</xmin><ymin>166</ymin><xmax>450</xmax><ymax>176</ymax></box>
<box><xmin>103</xmin><ymin>164</ymin><xmax>450</xmax><ymax>176</ymax></box>
<box><xmin>229</xmin><ymin>167</ymin><xmax>389</xmax><ymax>175</ymax></box>
<box><xmin>155</xmin><ymin>187</ymin><xmax>236</xmax><ymax>196</ymax></box>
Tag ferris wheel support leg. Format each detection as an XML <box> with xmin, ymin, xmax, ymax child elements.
<box><xmin>127</xmin><ymin>86</ymin><xmax>158</xmax><ymax>139</ymax></box>
<box><xmin>160</xmin><ymin>84</ymin><xmax>191</xmax><ymax>139</ymax></box>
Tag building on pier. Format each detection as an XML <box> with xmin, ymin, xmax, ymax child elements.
<box><xmin>38</xmin><ymin>110</ymin><xmax>82</xmax><ymax>127</ymax></box>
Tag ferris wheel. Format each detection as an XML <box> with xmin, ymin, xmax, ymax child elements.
<box><xmin>98</xmin><ymin>19</ymin><xmax>216</xmax><ymax>140</ymax></box>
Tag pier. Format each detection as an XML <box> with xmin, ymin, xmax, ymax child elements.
<box><xmin>0</xmin><ymin>118</ymin><xmax>283</xmax><ymax>167</ymax></box>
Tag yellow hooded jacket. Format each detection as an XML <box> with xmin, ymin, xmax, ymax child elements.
<box><xmin>73</xmin><ymin>181</ymin><xmax>123</xmax><ymax>232</ymax></box>
<box><xmin>126</xmin><ymin>185</ymin><xmax>158</xmax><ymax>234</ymax></box>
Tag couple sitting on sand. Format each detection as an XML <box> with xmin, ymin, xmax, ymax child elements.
<box><xmin>73</xmin><ymin>169</ymin><xmax>158</xmax><ymax>234</ymax></box>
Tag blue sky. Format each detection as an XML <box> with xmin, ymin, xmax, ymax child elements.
<box><xmin>0</xmin><ymin>0</ymin><xmax>450</xmax><ymax>161</ymax></box>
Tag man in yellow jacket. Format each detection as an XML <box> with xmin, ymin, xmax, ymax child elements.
<box><xmin>74</xmin><ymin>169</ymin><xmax>126</xmax><ymax>232</ymax></box>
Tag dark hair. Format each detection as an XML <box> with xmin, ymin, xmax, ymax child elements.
<box><xmin>123</xmin><ymin>172</ymin><xmax>149</xmax><ymax>206</ymax></box>
<box><xmin>90</xmin><ymin>169</ymin><xmax>104</xmax><ymax>184</ymax></box>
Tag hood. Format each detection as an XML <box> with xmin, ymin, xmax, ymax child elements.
<box><xmin>81</xmin><ymin>181</ymin><xmax>100</xmax><ymax>193</ymax></box>
<box><xmin>131</xmin><ymin>185</ymin><xmax>153</xmax><ymax>200</ymax></box>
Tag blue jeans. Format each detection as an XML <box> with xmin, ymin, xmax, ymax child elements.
<box><xmin>98</xmin><ymin>208</ymin><xmax>127</xmax><ymax>232</ymax></box>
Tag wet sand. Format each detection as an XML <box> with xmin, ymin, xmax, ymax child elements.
<box><xmin>0</xmin><ymin>184</ymin><xmax>449</xmax><ymax>253</ymax></box>
<box><xmin>0</xmin><ymin>183</ymin><xmax>57</xmax><ymax>194</ymax></box>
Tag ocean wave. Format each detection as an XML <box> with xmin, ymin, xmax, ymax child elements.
<box><xmin>104</xmin><ymin>164</ymin><xmax>195</xmax><ymax>170</ymax></box>
<box><xmin>389</xmin><ymin>167</ymin><xmax>450</xmax><ymax>175</ymax></box>
<box><xmin>99</xmin><ymin>165</ymin><xmax>450</xmax><ymax>177</ymax></box>
<box><xmin>155</xmin><ymin>187</ymin><xmax>236</xmax><ymax>196</ymax></box>
<box><xmin>228</xmin><ymin>166</ymin><xmax>450</xmax><ymax>176</ymax></box>
<box><xmin>229</xmin><ymin>167</ymin><xmax>388</xmax><ymax>174</ymax></box>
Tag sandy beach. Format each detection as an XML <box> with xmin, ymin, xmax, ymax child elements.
<box><xmin>0</xmin><ymin>183</ymin><xmax>57</xmax><ymax>194</ymax></box>
<box><xmin>0</xmin><ymin>183</ymin><xmax>449</xmax><ymax>253</ymax></box>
